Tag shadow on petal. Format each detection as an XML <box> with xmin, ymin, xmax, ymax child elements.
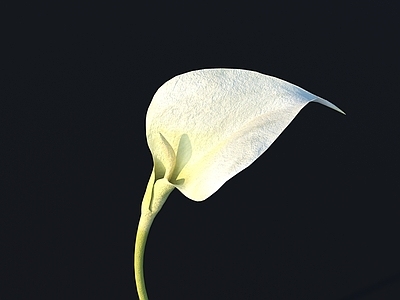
<box><xmin>171</xmin><ymin>134</ymin><xmax>192</xmax><ymax>184</ymax></box>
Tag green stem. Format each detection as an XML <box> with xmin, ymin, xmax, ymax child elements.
<box><xmin>134</xmin><ymin>175</ymin><xmax>175</xmax><ymax>300</ymax></box>
<box><xmin>134</xmin><ymin>213</ymin><xmax>155</xmax><ymax>300</ymax></box>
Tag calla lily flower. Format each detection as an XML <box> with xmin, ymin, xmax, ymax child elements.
<box><xmin>134</xmin><ymin>68</ymin><xmax>344</xmax><ymax>299</ymax></box>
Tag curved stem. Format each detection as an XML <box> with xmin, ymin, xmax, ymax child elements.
<box><xmin>134</xmin><ymin>214</ymin><xmax>154</xmax><ymax>300</ymax></box>
<box><xmin>134</xmin><ymin>176</ymin><xmax>175</xmax><ymax>300</ymax></box>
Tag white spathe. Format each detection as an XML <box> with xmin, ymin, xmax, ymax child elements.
<box><xmin>146</xmin><ymin>68</ymin><xmax>344</xmax><ymax>201</ymax></box>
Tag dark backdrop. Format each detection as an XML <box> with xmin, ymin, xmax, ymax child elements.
<box><xmin>2</xmin><ymin>2</ymin><xmax>399</xmax><ymax>299</ymax></box>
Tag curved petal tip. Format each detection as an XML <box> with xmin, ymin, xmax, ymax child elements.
<box><xmin>314</xmin><ymin>97</ymin><xmax>346</xmax><ymax>115</ymax></box>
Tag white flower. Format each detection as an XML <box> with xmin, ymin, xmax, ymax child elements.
<box><xmin>146</xmin><ymin>68</ymin><xmax>344</xmax><ymax>202</ymax></box>
<box><xmin>135</xmin><ymin>68</ymin><xmax>344</xmax><ymax>299</ymax></box>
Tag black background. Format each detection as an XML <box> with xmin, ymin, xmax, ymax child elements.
<box><xmin>2</xmin><ymin>2</ymin><xmax>399</xmax><ymax>299</ymax></box>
